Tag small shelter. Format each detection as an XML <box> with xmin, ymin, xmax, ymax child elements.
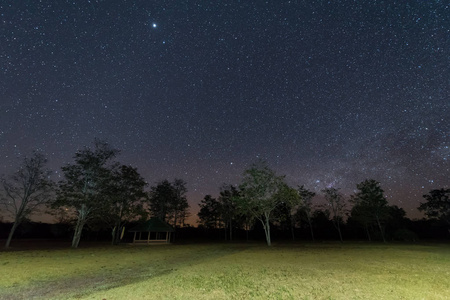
<box><xmin>129</xmin><ymin>218</ymin><xmax>175</xmax><ymax>244</ymax></box>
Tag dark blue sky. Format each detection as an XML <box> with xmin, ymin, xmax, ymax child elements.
<box><xmin>1</xmin><ymin>0</ymin><xmax>448</xmax><ymax>221</ymax></box>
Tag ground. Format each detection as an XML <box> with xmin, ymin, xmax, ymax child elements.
<box><xmin>0</xmin><ymin>240</ymin><xmax>449</xmax><ymax>299</ymax></box>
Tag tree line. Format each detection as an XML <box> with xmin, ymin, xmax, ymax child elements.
<box><xmin>0</xmin><ymin>140</ymin><xmax>189</xmax><ymax>248</ymax></box>
<box><xmin>1</xmin><ymin>144</ymin><xmax>448</xmax><ymax>248</ymax></box>
<box><xmin>197</xmin><ymin>161</ymin><xmax>449</xmax><ymax>246</ymax></box>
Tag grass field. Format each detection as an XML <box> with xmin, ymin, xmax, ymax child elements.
<box><xmin>0</xmin><ymin>241</ymin><xmax>449</xmax><ymax>299</ymax></box>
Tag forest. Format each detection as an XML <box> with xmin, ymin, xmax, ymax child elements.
<box><xmin>1</xmin><ymin>140</ymin><xmax>449</xmax><ymax>248</ymax></box>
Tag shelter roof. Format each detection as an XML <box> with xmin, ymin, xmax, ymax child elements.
<box><xmin>129</xmin><ymin>217</ymin><xmax>175</xmax><ymax>232</ymax></box>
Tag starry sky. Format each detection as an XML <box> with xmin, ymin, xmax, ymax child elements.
<box><xmin>1</xmin><ymin>0</ymin><xmax>449</xmax><ymax>222</ymax></box>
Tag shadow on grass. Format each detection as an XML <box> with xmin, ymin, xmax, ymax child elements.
<box><xmin>0</xmin><ymin>242</ymin><xmax>249</xmax><ymax>300</ymax></box>
<box><xmin>1</xmin><ymin>266</ymin><xmax>174</xmax><ymax>300</ymax></box>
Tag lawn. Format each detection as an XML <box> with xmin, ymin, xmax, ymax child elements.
<box><xmin>0</xmin><ymin>241</ymin><xmax>449</xmax><ymax>299</ymax></box>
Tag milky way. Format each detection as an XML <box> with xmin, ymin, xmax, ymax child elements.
<box><xmin>1</xmin><ymin>1</ymin><xmax>448</xmax><ymax>222</ymax></box>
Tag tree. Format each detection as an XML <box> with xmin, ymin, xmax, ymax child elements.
<box><xmin>148</xmin><ymin>180</ymin><xmax>173</xmax><ymax>222</ymax></box>
<box><xmin>218</xmin><ymin>185</ymin><xmax>239</xmax><ymax>241</ymax></box>
<box><xmin>235</xmin><ymin>161</ymin><xmax>285</xmax><ymax>246</ymax></box>
<box><xmin>1</xmin><ymin>152</ymin><xmax>54</xmax><ymax>248</ymax></box>
<box><xmin>386</xmin><ymin>205</ymin><xmax>414</xmax><ymax>241</ymax></box>
<box><xmin>197</xmin><ymin>186</ymin><xmax>239</xmax><ymax>240</ymax></box>
<box><xmin>275</xmin><ymin>183</ymin><xmax>301</xmax><ymax>241</ymax></box>
<box><xmin>55</xmin><ymin>140</ymin><xmax>119</xmax><ymax>248</ymax></box>
<box><xmin>169</xmin><ymin>179</ymin><xmax>189</xmax><ymax>228</ymax></box>
<box><xmin>349</xmin><ymin>203</ymin><xmax>373</xmax><ymax>241</ymax></box>
<box><xmin>197</xmin><ymin>195</ymin><xmax>221</xmax><ymax>229</ymax></box>
<box><xmin>148</xmin><ymin>179</ymin><xmax>189</xmax><ymax>228</ymax></box>
<box><xmin>311</xmin><ymin>208</ymin><xmax>333</xmax><ymax>239</ymax></box>
<box><xmin>322</xmin><ymin>187</ymin><xmax>346</xmax><ymax>242</ymax></box>
<box><xmin>419</xmin><ymin>188</ymin><xmax>450</xmax><ymax>229</ymax></box>
<box><xmin>107</xmin><ymin>165</ymin><xmax>147</xmax><ymax>245</ymax></box>
<box><xmin>297</xmin><ymin>185</ymin><xmax>316</xmax><ymax>241</ymax></box>
<box><xmin>351</xmin><ymin>179</ymin><xmax>389</xmax><ymax>242</ymax></box>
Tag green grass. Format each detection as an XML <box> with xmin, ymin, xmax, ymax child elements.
<box><xmin>1</xmin><ymin>241</ymin><xmax>449</xmax><ymax>299</ymax></box>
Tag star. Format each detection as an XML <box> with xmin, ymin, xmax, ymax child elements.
<box><xmin>1</xmin><ymin>0</ymin><xmax>447</xmax><ymax>223</ymax></box>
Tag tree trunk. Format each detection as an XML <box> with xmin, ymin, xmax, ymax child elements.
<box><xmin>5</xmin><ymin>220</ymin><xmax>20</xmax><ymax>248</ymax></box>
<box><xmin>229</xmin><ymin>219</ymin><xmax>232</xmax><ymax>241</ymax></box>
<box><xmin>262</xmin><ymin>215</ymin><xmax>271</xmax><ymax>246</ymax></box>
<box><xmin>307</xmin><ymin>215</ymin><xmax>315</xmax><ymax>242</ymax></box>
<box><xmin>224</xmin><ymin>220</ymin><xmax>227</xmax><ymax>241</ymax></box>
<box><xmin>72</xmin><ymin>219</ymin><xmax>85</xmax><ymax>248</ymax></box>
<box><xmin>332</xmin><ymin>217</ymin><xmax>343</xmax><ymax>242</ymax></box>
<box><xmin>115</xmin><ymin>225</ymin><xmax>123</xmax><ymax>244</ymax></box>
<box><xmin>376</xmin><ymin>215</ymin><xmax>386</xmax><ymax>243</ymax></box>
<box><xmin>173</xmin><ymin>210</ymin><xmax>178</xmax><ymax>235</ymax></box>
<box><xmin>111</xmin><ymin>226</ymin><xmax>116</xmax><ymax>245</ymax></box>
<box><xmin>5</xmin><ymin>200</ymin><xmax>27</xmax><ymax>248</ymax></box>
<box><xmin>290</xmin><ymin>214</ymin><xmax>295</xmax><ymax>241</ymax></box>
<box><xmin>112</xmin><ymin>206</ymin><xmax>124</xmax><ymax>245</ymax></box>
<box><xmin>72</xmin><ymin>205</ymin><xmax>89</xmax><ymax>248</ymax></box>
<box><xmin>336</xmin><ymin>221</ymin><xmax>343</xmax><ymax>242</ymax></box>
<box><xmin>112</xmin><ymin>221</ymin><xmax>122</xmax><ymax>245</ymax></box>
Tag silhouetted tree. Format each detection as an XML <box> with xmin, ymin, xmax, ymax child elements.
<box><xmin>198</xmin><ymin>195</ymin><xmax>221</xmax><ymax>229</ymax></box>
<box><xmin>311</xmin><ymin>208</ymin><xmax>333</xmax><ymax>239</ymax></box>
<box><xmin>351</xmin><ymin>179</ymin><xmax>389</xmax><ymax>242</ymax></box>
<box><xmin>148</xmin><ymin>179</ymin><xmax>189</xmax><ymax>227</ymax></box>
<box><xmin>238</xmin><ymin>209</ymin><xmax>256</xmax><ymax>242</ymax></box>
<box><xmin>235</xmin><ymin>161</ymin><xmax>285</xmax><ymax>246</ymax></box>
<box><xmin>198</xmin><ymin>188</ymin><xmax>244</xmax><ymax>240</ymax></box>
<box><xmin>349</xmin><ymin>203</ymin><xmax>373</xmax><ymax>241</ymax></box>
<box><xmin>419</xmin><ymin>188</ymin><xmax>450</xmax><ymax>230</ymax></box>
<box><xmin>386</xmin><ymin>205</ymin><xmax>416</xmax><ymax>241</ymax></box>
<box><xmin>148</xmin><ymin>180</ymin><xmax>173</xmax><ymax>222</ymax></box>
<box><xmin>55</xmin><ymin>140</ymin><xmax>119</xmax><ymax>248</ymax></box>
<box><xmin>169</xmin><ymin>179</ymin><xmax>189</xmax><ymax>228</ymax></box>
<box><xmin>218</xmin><ymin>185</ymin><xmax>239</xmax><ymax>240</ymax></box>
<box><xmin>387</xmin><ymin>205</ymin><xmax>407</xmax><ymax>227</ymax></box>
<box><xmin>107</xmin><ymin>165</ymin><xmax>147</xmax><ymax>245</ymax></box>
<box><xmin>297</xmin><ymin>185</ymin><xmax>316</xmax><ymax>241</ymax></box>
<box><xmin>272</xmin><ymin>201</ymin><xmax>291</xmax><ymax>237</ymax></box>
<box><xmin>323</xmin><ymin>187</ymin><xmax>346</xmax><ymax>242</ymax></box>
<box><xmin>276</xmin><ymin>183</ymin><xmax>301</xmax><ymax>241</ymax></box>
<box><xmin>1</xmin><ymin>152</ymin><xmax>54</xmax><ymax>248</ymax></box>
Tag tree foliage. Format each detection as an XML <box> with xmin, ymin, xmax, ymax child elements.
<box><xmin>197</xmin><ymin>195</ymin><xmax>221</xmax><ymax>229</ymax></box>
<box><xmin>170</xmin><ymin>179</ymin><xmax>190</xmax><ymax>227</ymax></box>
<box><xmin>148</xmin><ymin>179</ymin><xmax>189</xmax><ymax>227</ymax></box>
<box><xmin>274</xmin><ymin>183</ymin><xmax>301</xmax><ymax>240</ymax></box>
<box><xmin>218</xmin><ymin>185</ymin><xmax>239</xmax><ymax>240</ymax></box>
<box><xmin>1</xmin><ymin>152</ymin><xmax>54</xmax><ymax>248</ymax></box>
<box><xmin>107</xmin><ymin>165</ymin><xmax>148</xmax><ymax>244</ymax></box>
<box><xmin>351</xmin><ymin>179</ymin><xmax>389</xmax><ymax>242</ymax></box>
<box><xmin>419</xmin><ymin>188</ymin><xmax>450</xmax><ymax>228</ymax></box>
<box><xmin>197</xmin><ymin>185</ymin><xmax>239</xmax><ymax>240</ymax></box>
<box><xmin>297</xmin><ymin>185</ymin><xmax>316</xmax><ymax>241</ymax></box>
<box><xmin>322</xmin><ymin>187</ymin><xmax>346</xmax><ymax>242</ymax></box>
<box><xmin>55</xmin><ymin>140</ymin><xmax>119</xmax><ymax>248</ymax></box>
<box><xmin>235</xmin><ymin>161</ymin><xmax>285</xmax><ymax>246</ymax></box>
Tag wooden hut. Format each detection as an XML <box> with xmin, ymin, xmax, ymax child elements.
<box><xmin>129</xmin><ymin>218</ymin><xmax>175</xmax><ymax>244</ymax></box>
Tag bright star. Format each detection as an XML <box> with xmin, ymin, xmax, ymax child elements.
<box><xmin>152</xmin><ymin>23</ymin><xmax>157</xmax><ymax>28</ymax></box>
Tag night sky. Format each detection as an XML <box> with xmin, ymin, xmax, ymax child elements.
<box><xmin>1</xmin><ymin>1</ymin><xmax>449</xmax><ymax>222</ymax></box>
